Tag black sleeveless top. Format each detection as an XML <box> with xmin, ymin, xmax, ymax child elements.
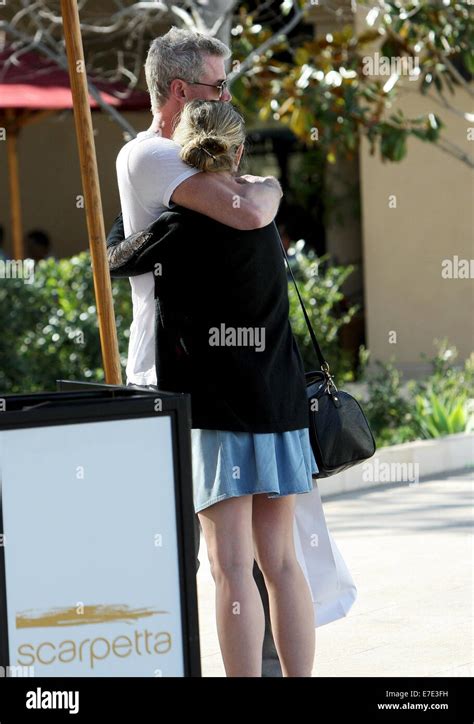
<box><xmin>108</xmin><ymin>207</ymin><xmax>308</xmax><ymax>433</ymax></box>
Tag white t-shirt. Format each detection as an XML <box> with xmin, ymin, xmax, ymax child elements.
<box><xmin>116</xmin><ymin>129</ymin><xmax>200</xmax><ymax>386</ymax></box>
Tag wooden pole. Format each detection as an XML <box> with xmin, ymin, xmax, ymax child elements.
<box><xmin>60</xmin><ymin>0</ymin><xmax>122</xmax><ymax>384</ymax></box>
<box><xmin>5</xmin><ymin>109</ymin><xmax>24</xmax><ymax>260</ymax></box>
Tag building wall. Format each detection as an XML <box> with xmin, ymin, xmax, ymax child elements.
<box><xmin>0</xmin><ymin>110</ymin><xmax>149</xmax><ymax>257</ymax></box>
<box><xmin>359</xmin><ymin>86</ymin><xmax>473</xmax><ymax>375</ymax></box>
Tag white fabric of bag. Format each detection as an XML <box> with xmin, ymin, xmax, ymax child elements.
<box><xmin>294</xmin><ymin>483</ymin><xmax>357</xmax><ymax>627</ymax></box>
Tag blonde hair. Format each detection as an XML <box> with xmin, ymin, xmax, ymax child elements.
<box><xmin>173</xmin><ymin>100</ymin><xmax>246</xmax><ymax>173</ymax></box>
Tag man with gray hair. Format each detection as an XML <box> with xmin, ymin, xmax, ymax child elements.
<box><xmin>114</xmin><ymin>26</ymin><xmax>283</xmax><ymax>676</ymax></box>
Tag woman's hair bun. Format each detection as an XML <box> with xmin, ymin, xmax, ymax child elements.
<box><xmin>199</xmin><ymin>135</ymin><xmax>229</xmax><ymax>157</ymax></box>
<box><xmin>175</xmin><ymin>100</ymin><xmax>246</xmax><ymax>173</ymax></box>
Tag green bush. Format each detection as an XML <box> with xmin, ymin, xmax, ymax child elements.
<box><xmin>409</xmin><ymin>339</ymin><xmax>474</xmax><ymax>438</ymax></box>
<box><xmin>0</xmin><ymin>253</ymin><xmax>132</xmax><ymax>393</ymax></box>
<box><xmin>287</xmin><ymin>241</ymin><xmax>359</xmax><ymax>382</ymax></box>
<box><xmin>363</xmin><ymin>339</ymin><xmax>474</xmax><ymax>447</ymax></box>
<box><xmin>412</xmin><ymin>392</ymin><xmax>469</xmax><ymax>437</ymax></box>
<box><xmin>363</xmin><ymin>358</ymin><xmax>415</xmax><ymax>447</ymax></box>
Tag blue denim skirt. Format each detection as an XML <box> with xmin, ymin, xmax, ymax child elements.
<box><xmin>191</xmin><ymin>428</ymin><xmax>318</xmax><ymax>513</ymax></box>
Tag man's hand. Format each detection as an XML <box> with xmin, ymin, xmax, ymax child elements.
<box><xmin>235</xmin><ymin>174</ymin><xmax>282</xmax><ymax>192</ymax></box>
<box><xmin>234</xmin><ymin>174</ymin><xmax>263</xmax><ymax>184</ymax></box>
<box><xmin>234</xmin><ymin>175</ymin><xmax>283</xmax><ymax>227</ymax></box>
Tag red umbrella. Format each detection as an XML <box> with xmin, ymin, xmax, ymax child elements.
<box><xmin>0</xmin><ymin>45</ymin><xmax>149</xmax><ymax>110</ymax></box>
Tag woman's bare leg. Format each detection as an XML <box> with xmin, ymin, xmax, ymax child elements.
<box><xmin>252</xmin><ymin>493</ymin><xmax>315</xmax><ymax>677</ymax></box>
<box><xmin>198</xmin><ymin>495</ymin><xmax>265</xmax><ymax>676</ymax></box>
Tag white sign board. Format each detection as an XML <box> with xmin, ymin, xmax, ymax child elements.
<box><xmin>0</xmin><ymin>415</ymin><xmax>186</xmax><ymax>677</ymax></box>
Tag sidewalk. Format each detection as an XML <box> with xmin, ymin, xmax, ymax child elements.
<box><xmin>196</xmin><ymin>469</ymin><xmax>473</xmax><ymax>677</ymax></box>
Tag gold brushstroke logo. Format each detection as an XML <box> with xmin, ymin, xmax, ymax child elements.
<box><xmin>16</xmin><ymin>604</ymin><xmax>167</xmax><ymax>629</ymax></box>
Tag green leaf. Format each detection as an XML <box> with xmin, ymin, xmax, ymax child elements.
<box><xmin>392</xmin><ymin>133</ymin><xmax>407</xmax><ymax>161</ymax></box>
<box><xmin>448</xmin><ymin>403</ymin><xmax>466</xmax><ymax>432</ymax></box>
<box><xmin>431</xmin><ymin>395</ymin><xmax>450</xmax><ymax>432</ymax></box>
<box><xmin>462</xmin><ymin>50</ymin><xmax>474</xmax><ymax>75</ymax></box>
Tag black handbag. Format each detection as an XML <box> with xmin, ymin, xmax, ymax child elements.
<box><xmin>281</xmin><ymin>240</ymin><xmax>376</xmax><ymax>478</ymax></box>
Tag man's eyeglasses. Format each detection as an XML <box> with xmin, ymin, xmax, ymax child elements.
<box><xmin>182</xmin><ymin>79</ymin><xmax>228</xmax><ymax>99</ymax></box>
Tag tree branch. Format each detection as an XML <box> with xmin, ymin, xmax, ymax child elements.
<box><xmin>439</xmin><ymin>54</ymin><xmax>474</xmax><ymax>100</ymax></box>
<box><xmin>227</xmin><ymin>0</ymin><xmax>313</xmax><ymax>85</ymax></box>
<box><xmin>36</xmin><ymin>2</ymin><xmax>167</xmax><ymax>33</ymax></box>
<box><xmin>432</xmin><ymin>135</ymin><xmax>474</xmax><ymax>168</ymax></box>
<box><xmin>400</xmin><ymin>85</ymin><xmax>472</xmax><ymax>122</ymax></box>
<box><xmin>0</xmin><ymin>21</ymin><xmax>139</xmax><ymax>138</ymax></box>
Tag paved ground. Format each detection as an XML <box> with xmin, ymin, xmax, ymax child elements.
<box><xmin>196</xmin><ymin>469</ymin><xmax>473</xmax><ymax>677</ymax></box>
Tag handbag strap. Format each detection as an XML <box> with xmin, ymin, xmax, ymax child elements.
<box><xmin>279</xmin><ymin>238</ymin><xmax>329</xmax><ymax>372</ymax></box>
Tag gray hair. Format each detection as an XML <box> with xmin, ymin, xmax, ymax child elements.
<box><xmin>144</xmin><ymin>26</ymin><xmax>231</xmax><ymax>113</ymax></box>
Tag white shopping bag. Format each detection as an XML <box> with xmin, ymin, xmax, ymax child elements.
<box><xmin>294</xmin><ymin>483</ymin><xmax>357</xmax><ymax>627</ymax></box>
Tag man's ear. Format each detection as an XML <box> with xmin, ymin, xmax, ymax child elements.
<box><xmin>169</xmin><ymin>78</ymin><xmax>187</xmax><ymax>102</ymax></box>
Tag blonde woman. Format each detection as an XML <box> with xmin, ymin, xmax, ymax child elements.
<box><xmin>109</xmin><ymin>100</ymin><xmax>317</xmax><ymax>677</ymax></box>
